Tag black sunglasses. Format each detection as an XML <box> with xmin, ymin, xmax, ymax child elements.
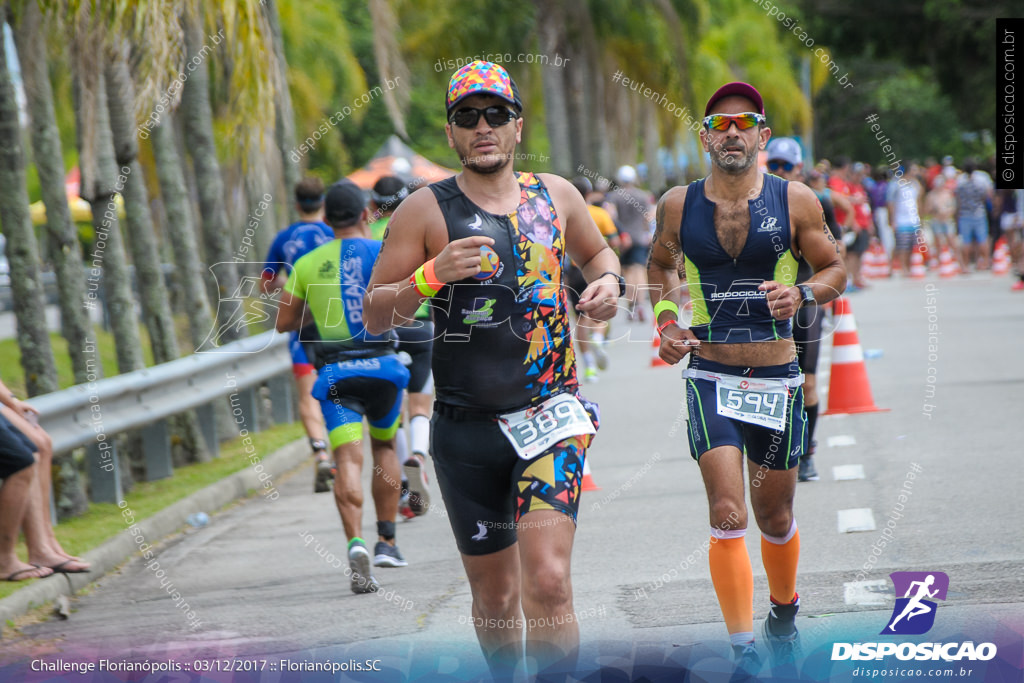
<box><xmin>449</xmin><ymin>106</ymin><xmax>518</xmax><ymax>129</ymax></box>
<box><xmin>767</xmin><ymin>160</ymin><xmax>795</xmax><ymax>173</ymax></box>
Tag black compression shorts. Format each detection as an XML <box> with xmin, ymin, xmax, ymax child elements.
<box><xmin>429</xmin><ymin>398</ymin><xmax>598</xmax><ymax>556</ymax></box>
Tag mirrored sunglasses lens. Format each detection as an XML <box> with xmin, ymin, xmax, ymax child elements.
<box><xmin>452</xmin><ymin>109</ymin><xmax>480</xmax><ymax>127</ymax></box>
<box><xmin>483</xmin><ymin>107</ymin><xmax>514</xmax><ymax>126</ymax></box>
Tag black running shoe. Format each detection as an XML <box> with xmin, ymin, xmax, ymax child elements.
<box><xmin>762</xmin><ymin>595</ymin><xmax>803</xmax><ymax>666</ymax></box>
<box><xmin>798</xmin><ymin>455</ymin><xmax>820</xmax><ymax>482</ymax></box>
<box><xmin>373</xmin><ymin>541</ymin><xmax>408</xmax><ymax>568</ymax></box>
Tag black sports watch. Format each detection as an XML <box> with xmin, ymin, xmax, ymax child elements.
<box><xmin>797</xmin><ymin>284</ymin><xmax>816</xmax><ymax>307</ymax></box>
<box><xmin>598</xmin><ymin>271</ymin><xmax>626</xmax><ymax>297</ymax></box>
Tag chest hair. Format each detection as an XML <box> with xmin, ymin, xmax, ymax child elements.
<box><xmin>714</xmin><ymin>200</ymin><xmax>750</xmax><ymax>259</ymax></box>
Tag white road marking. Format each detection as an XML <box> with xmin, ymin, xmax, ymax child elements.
<box><xmin>837</xmin><ymin>508</ymin><xmax>876</xmax><ymax>533</ymax></box>
<box><xmin>828</xmin><ymin>434</ymin><xmax>857</xmax><ymax>447</ymax></box>
<box><xmin>833</xmin><ymin>464</ymin><xmax>866</xmax><ymax>480</ymax></box>
<box><xmin>843</xmin><ymin>579</ymin><xmax>892</xmax><ymax>606</ymax></box>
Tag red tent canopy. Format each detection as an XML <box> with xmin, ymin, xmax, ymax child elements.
<box><xmin>346</xmin><ymin>135</ymin><xmax>456</xmax><ymax>189</ymax></box>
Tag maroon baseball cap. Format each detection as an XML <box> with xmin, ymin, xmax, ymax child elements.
<box><xmin>704</xmin><ymin>82</ymin><xmax>765</xmax><ymax>117</ymax></box>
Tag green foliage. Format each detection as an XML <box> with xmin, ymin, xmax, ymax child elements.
<box><xmin>814</xmin><ymin>62</ymin><xmax>988</xmax><ymax>164</ymax></box>
<box><xmin>797</xmin><ymin>0</ymin><xmax>1011</xmax><ymax>160</ymax></box>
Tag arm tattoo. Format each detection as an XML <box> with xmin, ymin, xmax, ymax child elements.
<box><xmin>822</xmin><ymin>212</ymin><xmax>840</xmax><ymax>254</ymax></box>
<box><xmin>647</xmin><ymin>195</ymin><xmax>668</xmax><ymax>270</ymax></box>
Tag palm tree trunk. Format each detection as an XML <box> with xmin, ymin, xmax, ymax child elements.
<box><xmin>180</xmin><ymin>17</ymin><xmax>243</xmax><ymax>344</ymax></box>
<box><xmin>105</xmin><ymin>48</ymin><xmax>208</xmax><ymax>466</ymax></box>
<box><xmin>367</xmin><ymin>0</ymin><xmax>410</xmax><ymax>140</ymax></box>
<box><xmin>104</xmin><ymin>48</ymin><xmax>179</xmax><ymax>365</ymax></box>
<box><xmin>0</xmin><ymin>15</ymin><xmax>57</xmax><ymax>396</ymax></box>
<box><xmin>151</xmin><ymin>118</ymin><xmax>214</xmax><ymax>352</ymax></box>
<box><xmin>534</xmin><ymin>1</ymin><xmax>572</xmax><ymax>176</ymax></box>
<box><xmin>263</xmin><ymin>0</ymin><xmax>299</xmax><ymax>224</ymax></box>
<box><xmin>11</xmin><ymin>1</ymin><xmax>96</xmax><ymax>386</ymax></box>
<box><xmin>76</xmin><ymin>69</ymin><xmax>145</xmax><ymax>376</ymax></box>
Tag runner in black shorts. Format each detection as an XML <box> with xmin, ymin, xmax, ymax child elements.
<box><xmin>648</xmin><ymin>83</ymin><xmax>846</xmax><ymax>674</ymax></box>
<box><xmin>365</xmin><ymin>61</ymin><xmax>621</xmax><ymax>679</ymax></box>
<box><xmin>765</xmin><ymin>137</ymin><xmax>843</xmax><ymax>482</ymax></box>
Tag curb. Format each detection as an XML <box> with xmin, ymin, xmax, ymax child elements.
<box><xmin>0</xmin><ymin>438</ymin><xmax>311</xmax><ymax>627</ymax></box>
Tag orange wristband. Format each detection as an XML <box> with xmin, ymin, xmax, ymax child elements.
<box><xmin>411</xmin><ymin>258</ymin><xmax>443</xmax><ymax>297</ymax></box>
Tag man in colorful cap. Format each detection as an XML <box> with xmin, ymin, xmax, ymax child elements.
<box><xmin>646</xmin><ymin>82</ymin><xmax>846</xmax><ymax>674</ymax></box>
<box><xmin>364</xmin><ymin>60</ymin><xmax>622</xmax><ymax>679</ymax></box>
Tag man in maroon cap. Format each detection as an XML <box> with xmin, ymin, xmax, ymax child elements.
<box><xmin>646</xmin><ymin>82</ymin><xmax>846</xmax><ymax>674</ymax></box>
<box><xmin>364</xmin><ymin>61</ymin><xmax>621</xmax><ymax>679</ymax></box>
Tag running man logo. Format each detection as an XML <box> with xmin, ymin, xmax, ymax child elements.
<box><xmin>882</xmin><ymin>571</ymin><xmax>949</xmax><ymax>635</ymax></box>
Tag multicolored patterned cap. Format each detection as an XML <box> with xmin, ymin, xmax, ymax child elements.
<box><xmin>446</xmin><ymin>61</ymin><xmax>522</xmax><ymax>115</ymax></box>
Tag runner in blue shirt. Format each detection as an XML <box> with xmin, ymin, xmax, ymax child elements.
<box><xmin>261</xmin><ymin>178</ymin><xmax>335</xmax><ymax>491</ymax></box>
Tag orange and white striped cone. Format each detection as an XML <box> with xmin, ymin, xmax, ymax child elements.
<box><xmin>862</xmin><ymin>241</ymin><xmax>881</xmax><ymax>279</ymax></box>
<box><xmin>909</xmin><ymin>249</ymin><xmax>927</xmax><ymax>279</ymax></box>
<box><xmin>823</xmin><ymin>297</ymin><xmax>889</xmax><ymax>415</ymax></box>
<box><xmin>581</xmin><ymin>457</ymin><xmax>601</xmax><ymax>491</ymax></box>
<box><xmin>939</xmin><ymin>247</ymin><xmax>957</xmax><ymax>278</ymax></box>
<box><xmin>651</xmin><ymin>326</ymin><xmax>670</xmax><ymax>367</ymax></box>
<box><xmin>992</xmin><ymin>238</ymin><xmax>1010</xmax><ymax>275</ymax></box>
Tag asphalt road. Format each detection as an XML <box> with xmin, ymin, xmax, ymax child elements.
<box><xmin>2</xmin><ymin>272</ymin><xmax>1021</xmax><ymax>682</ymax></box>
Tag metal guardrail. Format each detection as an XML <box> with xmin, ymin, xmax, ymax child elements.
<box><xmin>25</xmin><ymin>330</ymin><xmax>295</xmax><ymax>504</ymax></box>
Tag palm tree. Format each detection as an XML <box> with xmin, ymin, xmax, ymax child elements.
<box><xmin>533</xmin><ymin>0</ymin><xmax>572</xmax><ymax>175</ymax></box>
<box><xmin>263</xmin><ymin>0</ymin><xmax>299</xmax><ymax>224</ymax></box>
<box><xmin>77</xmin><ymin>67</ymin><xmax>145</xmax><ymax>375</ymax></box>
<box><xmin>0</xmin><ymin>8</ymin><xmax>58</xmax><ymax>396</ymax></box>
<box><xmin>150</xmin><ymin>117</ymin><xmax>215</xmax><ymax>352</ymax></box>
<box><xmin>10</xmin><ymin>0</ymin><xmax>97</xmax><ymax>386</ymax></box>
<box><xmin>368</xmin><ymin>0</ymin><xmax>411</xmax><ymax>141</ymax></box>
<box><xmin>105</xmin><ymin>48</ymin><xmax>181</xmax><ymax>365</ymax></box>
<box><xmin>180</xmin><ymin>15</ymin><xmax>244</xmax><ymax>344</ymax></box>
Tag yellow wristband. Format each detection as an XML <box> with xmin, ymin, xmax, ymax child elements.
<box><xmin>411</xmin><ymin>259</ymin><xmax>442</xmax><ymax>297</ymax></box>
<box><xmin>653</xmin><ymin>299</ymin><xmax>679</xmax><ymax>320</ymax></box>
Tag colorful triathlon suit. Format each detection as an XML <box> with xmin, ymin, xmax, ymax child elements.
<box><xmin>426</xmin><ymin>172</ymin><xmax>598</xmax><ymax>555</ymax></box>
<box><xmin>263</xmin><ymin>220</ymin><xmax>334</xmax><ymax>376</ymax></box>
<box><xmin>285</xmin><ymin>239</ymin><xmax>409</xmax><ymax>449</ymax></box>
<box><xmin>679</xmin><ymin>174</ymin><xmax>805</xmax><ymax>470</ymax></box>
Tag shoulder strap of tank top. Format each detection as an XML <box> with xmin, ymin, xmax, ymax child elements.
<box><xmin>679</xmin><ymin>178</ymin><xmax>705</xmax><ymax>249</ymax></box>
<box><xmin>428</xmin><ymin>176</ymin><xmax>461</xmax><ymax>202</ymax></box>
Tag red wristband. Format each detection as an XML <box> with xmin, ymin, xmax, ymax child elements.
<box><xmin>657</xmin><ymin>319</ymin><xmax>678</xmax><ymax>336</ymax></box>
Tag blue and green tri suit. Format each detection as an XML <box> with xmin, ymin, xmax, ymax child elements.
<box><xmin>285</xmin><ymin>238</ymin><xmax>409</xmax><ymax>449</ymax></box>
<box><xmin>680</xmin><ymin>174</ymin><xmax>805</xmax><ymax>469</ymax></box>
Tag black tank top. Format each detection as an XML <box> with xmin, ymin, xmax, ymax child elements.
<box><xmin>428</xmin><ymin>172</ymin><xmax>577</xmax><ymax>411</ymax></box>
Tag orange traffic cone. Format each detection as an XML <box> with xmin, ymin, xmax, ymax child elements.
<box><xmin>862</xmin><ymin>240</ymin><xmax>881</xmax><ymax>279</ymax></box>
<box><xmin>939</xmin><ymin>247</ymin><xmax>957</xmax><ymax>278</ymax></box>
<box><xmin>651</xmin><ymin>326</ymin><xmax>670</xmax><ymax>367</ymax></box>
<box><xmin>909</xmin><ymin>248</ymin><xmax>927</xmax><ymax>279</ymax></box>
<box><xmin>581</xmin><ymin>457</ymin><xmax>601</xmax><ymax>491</ymax></box>
<box><xmin>992</xmin><ymin>238</ymin><xmax>1010</xmax><ymax>275</ymax></box>
<box><xmin>823</xmin><ymin>297</ymin><xmax>889</xmax><ymax>415</ymax></box>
